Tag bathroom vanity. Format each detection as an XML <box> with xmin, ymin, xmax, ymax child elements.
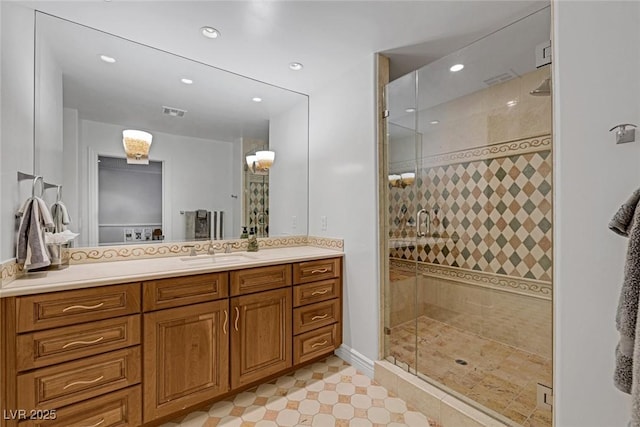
<box><xmin>0</xmin><ymin>248</ymin><xmax>342</xmax><ymax>427</ymax></box>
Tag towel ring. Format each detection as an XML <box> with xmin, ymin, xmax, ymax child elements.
<box><xmin>32</xmin><ymin>176</ymin><xmax>44</xmax><ymax>198</ymax></box>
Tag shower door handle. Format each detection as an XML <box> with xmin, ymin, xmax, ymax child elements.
<box><xmin>417</xmin><ymin>209</ymin><xmax>429</xmax><ymax>237</ymax></box>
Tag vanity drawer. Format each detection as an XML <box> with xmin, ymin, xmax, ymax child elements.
<box><xmin>230</xmin><ymin>264</ymin><xmax>292</xmax><ymax>296</ymax></box>
<box><xmin>293</xmin><ymin>279</ymin><xmax>341</xmax><ymax>307</ymax></box>
<box><xmin>16</xmin><ymin>284</ymin><xmax>141</xmax><ymax>333</ymax></box>
<box><xmin>17</xmin><ymin>347</ymin><xmax>141</xmax><ymax>411</ymax></box>
<box><xmin>293</xmin><ymin>258</ymin><xmax>341</xmax><ymax>284</ymax></box>
<box><xmin>293</xmin><ymin>324</ymin><xmax>339</xmax><ymax>364</ymax></box>
<box><xmin>143</xmin><ymin>272</ymin><xmax>228</xmax><ymax>311</ymax></box>
<box><xmin>18</xmin><ymin>386</ymin><xmax>141</xmax><ymax>427</ymax></box>
<box><xmin>16</xmin><ymin>315</ymin><xmax>140</xmax><ymax>371</ymax></box>
<box><xmin>293</xmin><ymin>299</ymin><xmax>340</xmax><ymax>335</ymax></box>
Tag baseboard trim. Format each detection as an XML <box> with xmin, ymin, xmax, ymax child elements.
<box><xmin>335</xmin><ymin>344</ymin><xmax>374</xmax><ymax>378</ymax></box>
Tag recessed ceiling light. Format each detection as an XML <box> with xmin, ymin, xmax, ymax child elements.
<box><xmin>405</xmin><ymin>108</ymin><xmax>416</xmax><ymax>113</ymax></box>
<box><xmin>449</xmin><ymin>63</ymin><xmax>464</xmax><ymax>72</ymax></box>
<box><xmin>99</xmin><ymin>54</ymin><xmax>116</xmax><ymax>63</ymax></box>
<box><xmin>181</xmin><ymin>78</ymin><xmax>193</xmax><ymax>85</ymax></box>
<box><xmin>252</xmin><ymin>97</ymin><xmax>262</xmax><ymax>103</ymax></box>
<box><xmin>506</xmin><ymin>100</ymin><xmax>518</xmax><ymax>107</ymax></box>
<box><xmin>430</xmin><ymin>120</ymin><xmax>440</xmax><ymax>125</ymax></box>
<box><xmin>200</xmin><ymin>26</ymin><xmax>220</xmax><ymax>39</ymax></box>
<box><xmin>289</xmin><ymin>62</ymin><xmax>304</xmax><ymax>71</ymax></box>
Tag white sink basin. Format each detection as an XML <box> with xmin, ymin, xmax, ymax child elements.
<box><xmin>180</xmin><ymin>252</ymin><xmax>258</xmax><ymax>265</ymax></box>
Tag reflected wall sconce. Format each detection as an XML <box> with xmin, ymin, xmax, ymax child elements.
<box><xmin>246</xmin><ymin>150</ymin><xmax>275</xmax><ymax>174</ymax></box>
<box><xmin>122</xmin><ymin>130</ymin><xmax>153</xmax><ymax>164</ymax></box>
<box><xmin>389</xmin><ymin>172</ymin><xmax>415</xmax><ymax>188</ymax></box>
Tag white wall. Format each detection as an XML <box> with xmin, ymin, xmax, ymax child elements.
<box><xmin>309</xmin><ymin>54</ymin><xmax>379</xmax><ymax>366</ymax></box>
<box><xmin>76</xmin><ymin>119</ymin><xmax>238</xmax><ymax>245</ymax></box>
<box><xmin>269</xmin><ymin>100</ymin><xmax>309</xmax><ymax>236</ymax></box>
<box><xmin>0</xmin><ymin>2</ymin><xmax>34</xmax><ymax>262</ymax></box>
<box><xmin>553</xmin><ymin>1</ymin><xmax>639</xmax><ymax>426</ymax></box>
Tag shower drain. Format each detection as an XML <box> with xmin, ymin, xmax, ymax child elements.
<box><xmin>455</xmin><ymin>359</ymin><xmax>468</xmax><ymax>365</ymax></box>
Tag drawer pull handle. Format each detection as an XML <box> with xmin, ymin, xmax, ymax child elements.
<box><xmin>62</xmin><ymin>336</ymin><xmax>105</xmax><ymax>349</ymax></box>
<box><xmin>234</xmin><ymin>307</ymin><xmax>240</xmax><ymax>332</ymax></box>
<box><xmin>62</xmin><ymin>375</ymin><xmax>104</xmax><ymax>390</ymax></box>
<box><xmin>223</xmin><ymin>309</ymin><xmax>228</xmax><ymax>335</ymax></box>
<box><xmin>62</xmin><ymin>302</ymin><xmax>104</xmax><ymax>312</ymax></box>
<box><xmin>310</xmin><ymin>268</ymin><xmax>329</xmax><ymax>274</ymax></box>
<box><xmin>311</xmin><ymin>340</ymin><xmax>328</xmax><ymax>348</ymax></box>
<box><xmin>82</xmin><ymin>418</ymin><xmax>105</xmax><ymax>427</ymax></box>
<box><xmin>311</xmin><ymin>289</ymin><xmax>329</xmax><ymax>296</ymax></box>
<box><xmin>311</xmin><ymin>314</ymin><xmax>329</xmax><ymax>321</ymax></box>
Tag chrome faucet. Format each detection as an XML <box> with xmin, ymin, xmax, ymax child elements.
<box><xmin>184</xmin><ymin>244</ymin><xmax>197</xmax><ymax>256</ymax></box>
<box><xmin>223</xmin><ymin>242</ymin><xmax>232</xmax><ymax>253</ymax></box>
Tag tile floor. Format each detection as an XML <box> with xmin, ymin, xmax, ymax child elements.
<box><xmin>161</xmin><ymin>355</ymin><xmax>440</xmax><ymax>427</ymax></box>
<box><xmin>389</xmin><ymin>316</ymin><xmax>552</xmax><ymax>427</ymax></box>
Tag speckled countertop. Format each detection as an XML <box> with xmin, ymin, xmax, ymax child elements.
<box><xmin>1</xmin><ymin>246</ymin><xmax>343</xmax><ymax>297</ymax></box>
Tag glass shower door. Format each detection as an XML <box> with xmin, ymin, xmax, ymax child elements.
<box><xmin>383</xmin><ymin>71</ymin><xmax>423</xmax><ymax>374</ymax></box>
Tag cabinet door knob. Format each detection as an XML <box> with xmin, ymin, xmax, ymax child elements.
<box><xmin>234</xmin><ymin>307</ymin><xmax>240</xmax><ymax>332</ymax></box>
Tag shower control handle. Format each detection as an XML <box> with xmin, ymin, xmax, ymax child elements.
<box><xmin>417</xmin><ymin>209</ymin><xmax>429</xmax><ymax>237</ymax></box>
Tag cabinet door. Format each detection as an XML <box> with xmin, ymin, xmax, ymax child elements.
<box><xmin>231</xmin><ymin>288</ymin><xmax>292</xmax><ymax>389</ymax></box>
<box><xmin>143</xmin><ymin>300</ymin><xmax>229</xmax><ymax>422</ymax></box>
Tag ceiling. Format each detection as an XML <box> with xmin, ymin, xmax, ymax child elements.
<box><xmin>25</xmin><ymin>0</ymin><xmax>550</xmax><ymax>95</ymax></box>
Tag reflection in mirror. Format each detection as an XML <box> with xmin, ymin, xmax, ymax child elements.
<box><xmin>34</xmin><ymin>12</ymin><xmax>308</xmax><ymax>247</ymax></box>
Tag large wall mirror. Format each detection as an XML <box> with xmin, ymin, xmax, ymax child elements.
<box><xmin>34</xmin><ymin>12</ymin><xmax>309</xmax><ymax>247</ymax></box>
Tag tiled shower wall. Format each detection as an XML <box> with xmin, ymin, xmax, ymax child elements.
<box><xmin>386</xmin><ymin>67</ymin><xmax>552</xmax><ymax>358</ymax></box>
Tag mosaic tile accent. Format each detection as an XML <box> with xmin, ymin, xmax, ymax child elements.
<box><xmin>388</xmin><ymin>316</ymin><xmax>551</xmax><ymax>427</ymax></box>
<box><xmin>390</xmin><ymin>258</ymin><xmax>551</xmax><ymax>300</ymax></box>
<box><xmin>389</xmin><ymin>135</ymin><xmax>552</xmax><ymax>283</ymax></box>
<box><xmin>161</xmin><ymin>355</ymin><xmax>439</xmax><ymax>427</ymax></box>
<box><xmin>67</xmin><ymin>235</ymin><xmax>309</xmax><ymax>264</ymax></box>
<box><xmin>0</xmin><ymin>259</ymin><xmax>21</xmax><ymax>286</ymax></box>
<box><xmin>307</xmin><ymin>236</ymin><xmax>344</xmax><ymax>251</ymax></box>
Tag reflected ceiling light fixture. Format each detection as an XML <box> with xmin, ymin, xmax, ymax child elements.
<box><xmin>200</xmin><ymin>26</ymin><xmax>220</xmax><ymax>39</ymax></box>
<box><xmin>289</xmin><ymin>62</ymin><xmax>304</xmax><ymax>71</ymax></box>
<box><xmin>180</xmin><ymin>78</ymin><xmax>193</xmax><ymax>85</ymax></box>
<box><xmin>122</xmin><ymin>130</ymin><xmax>153</xmax><ymax>165</ymax></box>
<box><xmin>430</xmin><ymin>120</ymin><xmax>440</xmax><ymax>125</ymax></box>
<box><xmin>252</xmin><ymin>97</ymin><xmax>262</xmax><ymax>103</ymax></box>
<box><xmin>100</xmin><ymin>54</ymin><xmax>116</xmax><ymax>63</ymax></box>
<box><xmin>245</xmin><ymin>150</ymin><xmax>276</xmax><ymax>174</ymax></box>
<box><xmin>388</xmin><ymin>172</ymin><xmax>415</xmax><ymax>188</ymax></box>
<box><xmin>449</xmin><ymin>63</ymin><xmax>464</xmax><ymax>72</ymax></box>
<box><xmin>506</xmin><ymin>99</ymin><xmax>518</xmax><ymax>107</ymax></box>
<box><xmin>405</xmin><ymin>108</ymin><xmax>416</xmax><ymax>113</ymax></box>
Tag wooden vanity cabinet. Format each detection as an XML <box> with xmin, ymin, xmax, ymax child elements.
<box><xmin>1</xmin><ymin>255</ymin><xmax>342</xmax><ymax>427</ymax></box>
<box><xmin>142</xmin><ymin>272</ymin><xmax>229</xmax><ymax>422</ymax></box>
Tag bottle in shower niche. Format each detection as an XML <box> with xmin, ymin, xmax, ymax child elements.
<box><xmin>247</xmin><ymin>228</ymin><xmax>259</xmax><ymax>252</ymax></box>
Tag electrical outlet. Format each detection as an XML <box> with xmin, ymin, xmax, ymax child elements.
<box><xmin>320</xmin><ymin>216</ymin><xmax>328</xmax><ymax>231</ymax></box>
<box><xmin>537</xmin><ymin>383</ymin><xmax>553</xmax><ymax>410</ymax></box>
<box><xmin>291</xmin><ymin>216</ymin><xmax>297</xmax><ymax>230</ymax></box>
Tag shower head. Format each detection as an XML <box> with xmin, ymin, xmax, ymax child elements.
<box><xmin>530</xmin><ymin>77</ymin><xmax>551</xmax><ymax>96</ymax></box>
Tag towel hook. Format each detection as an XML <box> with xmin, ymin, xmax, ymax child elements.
<box><xmin>609</xmin><ymin>123</ymin><xmax>637</xmax><ymax>144</ymax></box>
<box><xmin>56</xmin><ymin>185</ymin><xmax>62</xmax><ymax>203</ymax></box>
<box><xmin>32</xmin><ymin>176</ymin><xmax>44</xmax><ymax>198</ymax></box>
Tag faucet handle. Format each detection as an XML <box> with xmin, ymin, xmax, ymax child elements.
<box><xmin>183</xmin><ymin>244</ymin><xmax>197</xmax><ymax>256</ymax></box>
<box><xmin>207</xmin><ymin>241</ymin><xmax>216</xmax><ymax>255</ymax></box>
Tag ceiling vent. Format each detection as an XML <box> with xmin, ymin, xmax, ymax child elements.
<box><xmin>162</xmin><ymin>106</ymin><xmax>187</xmax><ymax>117</ymax></box>
<box><xmin>483</xmin><ymin>69</ymin><xmax>519</xmax><ymax>87</ymax></box>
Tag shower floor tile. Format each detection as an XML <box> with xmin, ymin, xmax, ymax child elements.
<box><xmin>389</xmin><ymin>315</ymin><xmax>552</xmax><ymax>427</ymax></box>
<box><xmin>161</xmin><ymin>355</ymin><xmax>441</xmax><ymax>427</ymax></box>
